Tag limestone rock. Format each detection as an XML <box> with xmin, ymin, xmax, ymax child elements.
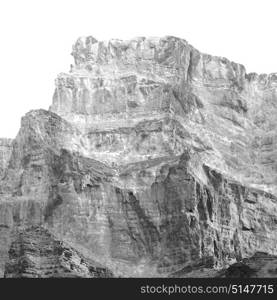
<box><xmin>1</xmin><ymin>36</ymin><xmax>277</xmax><ymax>277</ymax></box>
<box><xmin>171</xmin><ymin>252</ymin><xmax>277</xmax><ymax>278</ymax></box>
<box><xmin>4</xmin><ymin>226</ymin><xmax>113</xmax><ymax>278</ymax></box>
<box><xmin>50</xmin><ymin>36</ymin><xmax>277</xmax><ymax>195</ymax></box>
<box><xmin>218</xmin><ymin>252</ymin><xmax>277</xmax><ymax>278</ymax></box>
<box><xmin>0</xmin><ymin>138</ymin><xmax>13</xmax><ymax>178</ymax></box>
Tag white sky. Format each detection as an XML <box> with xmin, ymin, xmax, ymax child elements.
<box><xmin>0</xmin><ymin>0</ymin><xmax>276</xmax><ymax>138</ymax></box>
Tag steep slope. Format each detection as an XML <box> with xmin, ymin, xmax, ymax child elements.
<box><xmin>4</xmin><ymin>226</ymin><xmax>113</xmax><ymax>278</ymax></box>
<box><xmin>0</xmin><ymin>36</ymin><xmax>277</xmax><ymax>277</ymax></box>
<box><xmin>0</xmin><ymin>138</ymin><xmax>13</xmax><ymax>178</ymax></box>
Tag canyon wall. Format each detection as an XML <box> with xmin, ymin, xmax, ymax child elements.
<box><xmin>0</xmin><ymin>138</ymin><xmax>13</xmax><ymax>178</ymax></box>
<box><xmin>0</xmin><ymin>36</ymin><xmax>277</xmax><ymax>277</ymax></box>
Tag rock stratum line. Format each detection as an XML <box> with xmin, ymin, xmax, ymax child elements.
<box><xmin>1</xmin><ymin>36</ymin><xmax>277</xmax><ymax>277</ymax></box>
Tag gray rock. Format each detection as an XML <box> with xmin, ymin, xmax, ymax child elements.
<box><xmin>1</xmin><ymin>36</ymin><xmax>277</xmax><ymax>277</ymax></box>
<box><xmin>0</xmin><ymin>138</ymin><xmax>13</xmax><ymax>178</ymax></box>
<box><xmin>4</xmin><ymin>226</ymin><xmax>113</xmax><ymax>278</ymax></box>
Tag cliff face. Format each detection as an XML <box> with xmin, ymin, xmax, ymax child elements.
<box><xmin>4</xmin><ymin>226</ymin><xmax>113</xmax><ymax>278</ymax></box>
<box><xmin>50</xmin><ymin>36</ymin><xmax>277</xmax><ymax>195</ymax></box>
<box><xmin>0</xmin><ymin>139</ymin><xmax>13</xmax><ymax>179</ymax></box>
<box><xmin>0</xmin><ymin>36</ymin><xmax>277</xmax><ymax>277</ymax></box>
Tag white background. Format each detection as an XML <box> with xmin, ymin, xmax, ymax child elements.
<box><xmin>0</xmin><ymin>0</ymin><xmax>276</xmax><ymax>138</ymax></box>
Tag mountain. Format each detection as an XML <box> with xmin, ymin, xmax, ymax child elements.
<box><xmin>0</xmin><ymin>36</ymin><xmax>277</xmax><ymax>277</ymax></box>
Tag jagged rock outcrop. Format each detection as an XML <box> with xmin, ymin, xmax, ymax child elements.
<box><xmin>0</xmin><ymin>36</ymin><xmax>277</xmax><ymax>277</ymax></box>
<box><xmin>170</xmin><ymin>252</ymin><xmax>277</xmax><ymax>278</ymax></box>
<box><xmin>4</xmin><ymin>226</ymin><xmax>113</xmax><ymax>278</ymax></box>
<box><xmin>50</xmin><ymin>36</ymin><xmax>277</xmax><ymax>195</ymax></box>
<box><xmin>218</xmin><ymin>252</ymin><xmax>277</xmax><ymax>278</ymax></box>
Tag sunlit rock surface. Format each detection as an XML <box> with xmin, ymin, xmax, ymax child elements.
<box><xmin>1</xmin><ymin>36</ymin><xmax>277</xmax><ymax>277</ymax></box>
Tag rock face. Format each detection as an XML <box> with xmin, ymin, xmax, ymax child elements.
<box><xmin>218</xmin><ymin>252</ymin><xmax>277</xmax><ymax>278</ymax></box>
<box><xmin>0</xmin><ymin>138</ymin><xmax>13</xmax><ymax>178</ymax></box>
<box><xmin>4</xmin><ymin>226</ymin><xmax>113</xmax><ymax>278</ymax></box>
<box><xmin>0</xmin><ymin>36</ymin><xmax>277</xmax><ymax>277</ymax></box>
<box><xmin>171</xmin><ymin>252</ymin><xmax>277</xmax><ymax>278</ymax></box>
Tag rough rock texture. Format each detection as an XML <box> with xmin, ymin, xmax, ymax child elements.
<box><xmin>218</xmin><ymin>252</ymin><xmax>277</xmax><ymax>278</ymax></box>
<box><xmin>4</xmin><ymin>226</ymin><xmax>113</xmax><ymax>278</ymax></box>
<box><xmin>50</xmin><ymin>36</ymin><xmax>277</xmax><ymax>195</ymax></box>
<box><xmin>1</xmin><ymin>36</ymin><xmax>277</xmax><ymax>277</ymax></box>
<box><xmin>170</xmin><ymin>252</ymin><xmax>277</xmax><ymax>278</ymax></box>
<box><xmin>0</xmin><ymin>138</ymin><xmax>13</xmax><ymax>178</ymax></box>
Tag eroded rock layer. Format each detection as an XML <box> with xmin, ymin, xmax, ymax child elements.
<box><xmin>218</xmin><ymin>252</ymin><xmax>277</xmax><ymax>278</ymax></box>
<box><xmin>1</xmin><ymin>36</ymin><xmax>277</xmax><ymax>277</ymax></box>
<box><xmin>4</xmin><ymin>226</ymin><xmax>113</xmax><ymax>278</ymax></box>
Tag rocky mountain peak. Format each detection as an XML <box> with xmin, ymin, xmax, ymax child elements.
<box><xmin>49</xmin><ymin>35</ymin><xmax>277</xmax><ymax>195</ymax></box>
